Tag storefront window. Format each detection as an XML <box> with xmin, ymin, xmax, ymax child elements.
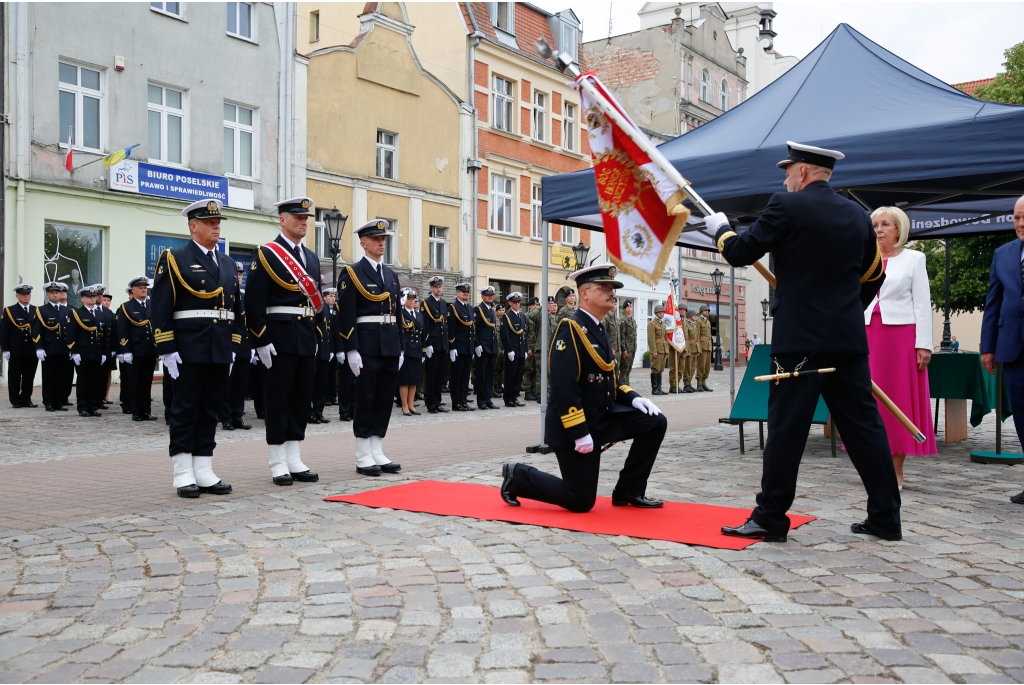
<box><xmin>44</xmin><ymin>222</ymin><xmax>103</xmax><ymax>309</ymax></box>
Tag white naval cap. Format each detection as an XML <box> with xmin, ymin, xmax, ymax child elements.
<box><xmin>182</xmin><ymin>198</ymin><xmax>226</xmax><ymax>219</ymax></box>
<box><xmin>776</xmin><ymin>141</ymin><xmax>845</xmax><ymax>170</ymax></box>
<box><xmin>274</xmin><ymin>197</ymin><xmax>314</xmax><ymax>217</ymax></box>
<box><xmin>506</xmin><ymin>291</ymin><xmax>523</xmax><ymax>302</ymax></box>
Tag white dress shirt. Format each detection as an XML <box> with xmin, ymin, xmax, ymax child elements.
<box><xmin>863</xmin><ymin>248</ymin><xmax>932</xmax><ymax>350</ymax></box>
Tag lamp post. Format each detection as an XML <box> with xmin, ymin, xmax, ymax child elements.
<box><xmin>761</xmin><ymin>298</ymin><xmax>769</xmax><ymax>343</ymax></box>
<box><xmin>940</xmin><ymin>238</ymin><xmax>952</xmax><ymax>352</ymax></box>
<box><xmin>323</xmin><ymin>207</ymin><xmax>348</xmax><ymax>287</ymax></box>
<box><xmin>710</xmin><ymin>268</ymin><xmax>724</xmax><ymax>371</ymax></box>
<box><xmin>570</xmin><ymin>240</ymin><xmax>590</xmax><ymax>272</ymax></box>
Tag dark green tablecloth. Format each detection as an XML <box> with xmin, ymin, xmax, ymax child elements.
<box><xmin>928</xmin><ymin>352</ymin><xmax>1013</xmax><ymax>427</ymax></box>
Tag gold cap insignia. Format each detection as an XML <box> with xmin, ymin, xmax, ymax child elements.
<box><xmin>206</xmin><ymin>201</ymin><xmax>218</xmax><ymax>214</ymax></box>
<box><xmin>607</xmin><ymin>265</ymin><xmax>617</xmax><ymax>278</ymax></box>
<box><xmin>301</xmin><ymin>199</ymin><xmax>310</xmax><ymax>209</ymax></box>
<box><xmin>377</xmin><ymin>221</ymin><xmax>385</xmax><ymax>230</ymax></box>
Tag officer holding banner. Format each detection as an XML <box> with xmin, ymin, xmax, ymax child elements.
<box><xmin>245</xmin><ymin>197</ymin><xmax>322</xmax><ymax>486</ymax></box>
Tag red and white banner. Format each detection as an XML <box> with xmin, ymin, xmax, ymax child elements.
<box><xmin>665</xmin><ymin>292</ymin><xmax>685</xmax><ymax>352</ymax></box>
<box><xmin>64</xmin><ymin>126</ymin><xmax>74</xmax><ymax>173</ymax></box>
<box><xmin>262</xmin><ymin>241</ymin><xmax>324</xmax><ymax>313</ymax></box>
<box><xmin>574</xmin><ymin>73</ymin><xmax>690</xmax><ymax>286</ymax></box>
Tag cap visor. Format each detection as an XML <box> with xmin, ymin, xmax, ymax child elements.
<box><xmin>776</xmin><ymin>159</ymin><xmax>794</xmax><ymax>169</ymax></box>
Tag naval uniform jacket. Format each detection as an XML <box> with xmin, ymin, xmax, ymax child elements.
<box><xmin>335</xmin><ymin>257</ymin><xmax>402</xmax><ymax>358</ymax></box>
<box><xmin>314</xmin><ymin>302</ymin><xmax>335</xmax><ymax>362</ymax></box>
<box><xmin>501</xmin><ymin>309</ymin><xmax>528</xmax><ymax>357</ymax></box>
<box><xmin>421</xmin><ymin>295</ymin><xmax>450</xmax><ymax>353</ymax></box>
<box><xmin>151</xmin><ymin>242</ymin><xmax>244</xmax><ymax>365</ymax></box>
<box><xmin>116</xmin><ymin>298</ymin><xmax>157</xmax><ymax>358</ymax></box>
<box><xmin>245</xmin><ymin>235</ymin><xmax>321</xmax><ymax>356</ymax></box>
<box><xmin>447</xmin><ymin>300</ymin><xmax>477</xmax><ymax>355</ymax></box>
<box><xmin>35</xmin><ymin>303</ymin><xmax>71</xmax><ymax>357</ymax></box>
<box><xmin>474</xmin><ymin>303</ymin><xmax>498</xmax><ymax>355</ymax></box>
<box><xmin>544</xmin><ymin>309</ymin><xmax>642</xmax><ymax>450</ymax></box>
<box><xmin>1</xmin><ymin>304</ymin><xmax>40</xmax><ymax>357</ymax></box>
<box><xmin>716</xmin><ymin>181</ymin><xmax>884</xmax><ymax>355</ymax></box>
<box><xmin>400</xmin><ymin>307</ymin><xmax>424</xmax><ymax>360</ymax></box>
<box><xmin>66</xmin><ymin>306</ymin><xmax>108</xmax><ymax>361</ymax></box>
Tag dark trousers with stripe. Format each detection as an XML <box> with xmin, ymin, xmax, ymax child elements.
<box><xmin>219</xmin><ymin>356</ymin><xmax>249</xmax><ymax>423</ymax></box>
<box><xmin>450</xmin><ymin>352</ymin><xmax>472</xmax><ymax>407</ymax></box>
<box><xmin>263</xmin><ymin>352</ymin><xmax>315</xmax><ymax>444</ymax></box>
<box><xmin>337</xmin><ymin>360</ymin><xmax>356</xmax><ymax>417</ymax></box>
<box><xmin>75</xmin><ymin>359</ymin><xmax>105</xmax><ymax>413</ymax></box>
<box><xmin>119</xmin><ymin>360</ymin><xmax>133</xmax><ymax>411</ymax></box>
<box><xmin>312</xmin><ymin>357</ymin><xmax>332</xmax><ymax>416</ymax></box>
<box><xmin>353</xmin><ymin>354</ymin><xmax>399</xmax><ymax>438</ymax></box>
<box><xmin>168</xmin><ymin>361</ymin><xmax>229</xmax><ymax>456</ymax></box>
<box><xmin>503</xmin><ymin>354</ymin><xmax>525</xmax><ymax>402</ymax></box>
<box><xmin>475</xmin><ymin>352</ymin><xmax>497</xmax><ymax>407</ymax></box>
<box><xmin>42</xmin><ymin>355</ymin><xmax>70</xmax><ymax>409</ymax></box>
<box><xmin>424</xmin><ymin>353</ymin><xmax>448</xmax><ymax>409</ymax></box>
<box><xmin>127</xmin><ymin>357</ymin><xmax>157</xmax><ymax>417</ymax></box>
<box><xmin>7</xmin><ymin>355</ymin><xmax>37</xmax><ymax>405</ymax></box>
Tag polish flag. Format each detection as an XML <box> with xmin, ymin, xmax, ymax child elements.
<box><xmin>63</xmin><ymin>126</ymin><xmax>73</xmax><ymax>173</ymax></box>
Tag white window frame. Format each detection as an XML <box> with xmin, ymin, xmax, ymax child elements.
<box><xmin>720</xmin><ymin>79</ymin><xmax>730</xmax><ymax>110</ymax></box>
<box><xmin>150</xmin><ymin>2</ymin><xmax>185</xmax><ymax>20</ymax></box>
<box><xmin>560</xmin><ymin>21</ymin><xmax>579</xmax><ymax>63</ymax></box>
<box><xmin>561</xmin><ymin>223</ymin><xmax>575</xmax><ymax>246</ymax></box>
<box><xmin>379</xmin><ymin>218</ymin><xmax>398</xmax><ymax>266</ymax></box>
<box><xmin>531</xmin><ymin>185</ymin><xmax>545</xmax><ymax>239</ymax></box>
<box><xmin>310</xmin><ymin>9</ymin><xmax>320</xmax><ymax>42</ymax></box>
<box><xmin>376</xmin><ymin>130</ymin><xmax>398</xmax><ymax>180</ymax></box>
<box><xmin>492</xmin><ymin>75</ymin><xmax>514</xmax><ymax>133</ymax></box>
<box><xmin>700</xmin><ymin>69</ymin><xmax>712</xmax><ymax>104</ymax></box>
<box><xmin>58</xmin><ymin>61</ymin><xmax>106</xmax><ymax>154</ymax></box>
<box><xmin>562</xmin><ymin>102</ymin><xmax>576</xmax><ymax>152</ymax></box>
<box><xmin>223</xmin><ymin>101</ymin><xmax>258</xmax><ymax>180</ymax></box>
<box><xmin>532</xmin><ymin>91</ymin><xmax>547</xmax><ymax>143</ymax></box>
<box><xmin>493</xmin><ymin>2</ymin><xmax>514</xmax><ymax>34</ymax></box>
<box><xmin>490</xmin><ymin>175</ymin><xmax>514</xmax><ymax>234</ymax></box>
<box><xmin>147</xmin><ymin>83</ymin><xmax>187</xmax><ymax>166</ymax></box>
<box><xmin>428</xmin><ymin>225</ymin><xmax>449</xmax><ymax>270</ymax></box>
<box><xmin>226</xmin><ymin>1</ymin><xmax>257</xmax><ymax>42</ymax></box>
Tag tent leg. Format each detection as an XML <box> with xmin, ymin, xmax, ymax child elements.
<box><xmin>934</xmin><ymin>397</ymin><xmax>940</xmax><ymax>436</ymax></box>
<box><xmin>759</xmin><ymin>421</ymin><xmax>764</xmax><ymax>450</ymax></box>
<box><xmin>738</xmin><ymin>422</ymin><xmax>745</xmax><ymax>454</ymax></box>
<box><xmin>830</xmin><ymin>416</ymin><xmax>837</xmax><ymax>458</ymax></box>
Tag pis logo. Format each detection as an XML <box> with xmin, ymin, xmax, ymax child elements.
<box><xmin>114</xmin><ymin>161</ymin><xmax>135</xmax><ymax>186</ymax></box>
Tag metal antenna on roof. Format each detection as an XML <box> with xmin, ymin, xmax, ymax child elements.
<box><xmin>607</xmin><ymin>3</ymin><xmax>613</xmax><ymax>44</ymax></box>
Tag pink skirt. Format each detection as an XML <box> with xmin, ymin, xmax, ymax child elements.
<box><xmin>866</xmin><ymin>311</ymin><xmax>937</xmax><ymax>455</ymax></box>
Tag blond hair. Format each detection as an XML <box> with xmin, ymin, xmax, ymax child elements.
<box><xmin>870</xmin><ymin>206</ymin><xmax>910</xmax><ymax>248</ymax></box>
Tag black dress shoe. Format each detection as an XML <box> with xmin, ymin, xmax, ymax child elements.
<box><xmin>428</xmin><ymin>407</ymin><xmax>439</xmax><ymax>414</ymax></box>
<box><xmin>669</xmin><ymin>386</ymin><xmax>678</xmax><ymax>394</ymax></box>
<box><xmin>435</xmin><ymin>406</ymin><xmax>448</xmax><ymax>413</ymax></box>
<box><xmin>683</xmin><ymin>385</ymin><xmax>694</xmax><ymax>393</ymax></box>
<box><xmin>291</xmin><ymin>470</ymin><xmax>319</xmax><ymax>482</ymax></box>
<box><xmin>232</xmin><ymin>420</ymin><xmax>251</xmax><ymax>430</ymax></box>
<box><xmin>316</xmin><ymin>415</ymin><xmax>330</xmax><ymax>424</ymax></box>
<box><xmin>403</xmin><ymin>411</ymin><xmax>413</xmax><ymax>417</ymax></box>
<box><xmin>524</xmin><ymin>392</ymin><xmax>538</xmax><ymax>401</ymax></box>
<box><xmin>141</xmin><ymin>414</ymin><xmax>158</xmax><ymax>421</ymax></box>
<box><xmin>89</xmin><ymin>410</ymin><xmax>103</xmax><ymax>417</ymax></box>
<box><xmin>702</xmin><ymin>385</ymin><xmax>713</xmax><ymax>392</ymax></box>
<box><xmin>10</xmin><ymin>402</ymin><xmax>22</xmax><ymax>409</ymax></box>
<box><xmin>611</xmin><ymin>491</ymin><xmax>664</xmax><ymax>508</ymax></box>
<box><xmin>477</xmin><ymin>405</ymin><xmax>489</xmax><ymax>411</ymax></box>
<box><xmin>222</xmin><ymin>421</ymin><xmax>235</xmax><ymax>430</ymax></box>
<box><xmin>463</xmin><ymin>404</ymin><xmax>475</xmax><ymax>411</ymax></box>
<box><xmin>22</xmin><ymin>402</ymin><xmax>38</xmax><ymax>408</ymax></box>
<box><xmin>308</xmin><ymin>413</ymin><xmax>322</xmax><ymax>424</ymax></box>
<box><xmin>56</xmin><ymin>405</ymin><xmax>68</xmax><ymax>411</ymax></box>
<box><xmin>177</xmin><ymin>484</ymin><xmax>201</xmax><ymax>499</ymax></box>
<box><xmin>338</xmin><ymin>412</ymin><xmax>352</xmax><ymax>421</ymax></box>
<box><xmin>79</xmin><ymin>410</ymin><xmax>92</xmax><ymax>417</ymax></box>
<box><xmin>453</xmin><ymin>405</ymin><xmax>467</xmax><ymax>412</ymax></box>
<box><xmin>501</xmin><ymin>462</ymin><xmax>520</xmax><ymax>506</ymax></box>
<box><xmin>121</xmin><ymin>406</ymin><xmax>133</xmax><ymax>415</ymax></box>
<box><xmin>45</xmin><ymin>406</ymin><xmax>55</xmax><ymax>412</ymax></box>
<box><xmin>101</xmin><ymin>400</ymin><xmax>112</xmax><ymax>406</ymax></box>
<box><xmin>410</xmin><ymin>410</ymin><xmax>421</xmax><ymax>416</ymax></box>
<box><xmin>721</xmin><ymin>518</ymin><xmax>787</xmax><ymax>543</ymax></box>
<box><xmin>198</xmin><ymin>481</ymin><xmax>233</xmax><ymax>495</ymax></box>
<box><xmin>1011</xmin><ymin>490</ymin><xmax>1024</xmax><ymax>504</ymax></box>
<box><xmin>273</xmin><ymin>474</ymin><xmax>294</xmax><ymax>486</ymax></box>
<box><xmin>487</xmin><ymin>403</ymin><xmax>500</xmax><ymax>410</ymax></box>
<box><xmin>133</xmin><ymin>415</ymin><xmax>147</xmax><ymax>422</ymax></box>
<box><xmin>357</xmin><ymin>465</ymin><xmax>383</xmax><ymax>477</ymax></box>
<box><xmin>851</xmin><ymin>519</ymin><xmax>902</xmax><ymax>541</ymax></box>
<box><xmin>380</xmin><ymin>463</ymin><xmax>401</xmax><ymax>474</ymax></box>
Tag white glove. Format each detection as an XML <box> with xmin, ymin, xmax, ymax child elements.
<box><xmin>335</xmin><ymin>351</ymin><xmax>346</xmax><ymax>364</ymax></box>
<box><xmin>250</xmin><ymin>349</ymin><xmax>258</xmax><ymax>365</ymax></box>
<box><xmin>475</xmin><ymin>346</ymin><xmax>482</xmax><ymax>358</ymax></box>
<box><xmin>36</xmin><ymin>349</ymin><xmax>46</xmax><ymax>361</ymax></box>
<box><xmin>72</xmin><ymin>353</ymin><xmax>81</xmax><ymax>366</ymax></box>
<box><xmin>229</xmin><ymin>352</ymin><xmax>235</xmax><ymax>375</ymax></box>
<box><xmin>398</xmin><ymin>353</ymin><xmax>404</xmax><ymax>370</ymax></box>
<box><xmin>704</xmin><ymin>211</ymin><xmax>730</xmax><ymax>234</ymax></box>
<box><xmin>100</xmin><ymin>355</ymin><xmax>107</xmax><ymax>365</ymax></box>
<box><xmin>348</xmin><ymin>349</ymin><xmax>363</xmax><ymax>377</ymax></box>
<box><xmin>422</xmin><ymin>357</ymin><xmax>426</xmax><ymax>364</ymax></box>
<box><xmin>632</xmin><ymin>396</ymin><xmax>662</xmax><ymax>416</ymax></box>
<box><xmin>450</xmin><ymin>349</ymin><xmax>457</xmax><ymax>362</ymax></box>
<box><xmin>123</xmin><ymin>353</ymin><xmax>133</xmax><ymax>364</ymax></box>
<box><xmin>160</xmin><ymin>351</ymin><xmax>182</xmax><ymax>379</ymax></box>
<box><xmin>257</xmin><ymin>343</ymin><xmax>277</xmax><ymax>369</ymax></box>
<box><xmin>426</xmin><ymin>345</ymin><xmax>433</xmax><ymax>359</ymax></box>
<box><xmin>1</xmin><ymin>351</ymin><xmax>9</xmax><ymax>361</ymax></box>
<box><xmin>116</xmin><ymin>354</ymin><xmax>124</xmax><ymax>363</ymax></box>
<box><xmin>508</xmin><ymin>351</ymin><xmax>515</xmax><ymax>362</ymax></box>
<box><xmin>574</xmin><ymin>434</ymin><xmax>594</xmax><ymax>454</ymax></box>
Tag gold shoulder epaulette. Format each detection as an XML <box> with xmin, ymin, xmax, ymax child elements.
<box><xmin>716</xmin><ymin>230</ymin><xmax>737</xmax><ymax>254</ymax></box>
<box><xmin>860</xmin><ymin>241</ymin><xmax>884</xmax><ymax>284</ymax></box>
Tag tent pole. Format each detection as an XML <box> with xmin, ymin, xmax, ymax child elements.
<box><xmin>729</xmin><ymin>266</ymin><xmax>736</xmax><ymax>409</ymax></box>
<box><xmin>941</xmin><ymin>238</ymin><xmax>951</xmax><ymax>352</ymax></box>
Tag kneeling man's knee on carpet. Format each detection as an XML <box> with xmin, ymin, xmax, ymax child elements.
<box><xmin>566</xmin><ymin>495</ymin><xmax>596</xmax><ymax>513</ymax></box>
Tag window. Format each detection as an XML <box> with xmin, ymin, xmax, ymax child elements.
<box><xmin>560</xmin><ymin>22</ymin><xmax>579</xmax><ymax>63</ymax></box>
<box><xmin>492</xmin><ymin>76</ymin><xmax>513</xmax><ymax>133</ymax></box>
<box><xmin>563</xmin><ymin>103</ymin><xmax>576</xmax><ymax>152</ymax></box>
<box><xmin>58</xmin><ymin>62</ymin><xmax>103</xmax><ymax>152</ymax></box>
<box><xmin>310</xmin><ymin>10</ymin><xmax>319</xmax><ymax>42</ymax></box>
<box><xmin>227</xmin><ymin>1</ymin><xmax>253</xmax><ymax>40</ymax></box>
<box><xmin>223</xmin><ymin>102</ymin><xmax>255</xmax><ymax>178</ymax></box>
<box><xmin>532</xmin><ymin>91</ymin><xmax>546</xmax><ymax>143</ymax></box>
<box><xmin>150</xmin><ymin>2</ymin><xmax>182</xmax><ymax>17</ymax></box>
<box><xmin>147</xmin><ymin>84</ymin><xmax>184</xmax><ymax>165</ymax></box>
<box><xmin>378</xmin><ymin>218</ymin><xmax>397</xmax><ymax>265</ymax></box>
<box><xmin>429</xmin><ymin>226</ymin><xmax>448</xmax><ymax>270</ymax></box>
<box><xmin>561</xmin><ymin>223</ymin><xmax>575</xmax><ymax>245</ymax></box>
<box><xmin>531</xmin><ymin>185</ymin><xmax>546</xmax><ymax>239</ymax></box>
<box><xmin>700</xmin><ymin>69</ymin><xmax>711</xmax><ymax>103</ymax></box>
<box><xmin>720</xmin><ymin>79</ymin><xmax>730</xmax><ymax>110</ymax></box>
<box><xmin>44</xmin><ymin>223</ymin><xmax>103</xmax><ymax>309</ymax></box>
<box><xmin>493</xmin><ymin>2</ymin><xmax>514</xmax><ymax>33</ymax></box>
<box><xmin>491</xmin><ymin>175</ymin><xmax>514</xmax><ymax>234</ymax></box>
<box><xmin>376</xmin><ymin>130</ymin><xmax>397</xmax><ymax>179</ymax></box>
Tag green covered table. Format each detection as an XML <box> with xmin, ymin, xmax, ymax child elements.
<box><xmin>927</xmin><ymin>352</ymin><xmax>1012</xmax><ymax>442</ymax></box>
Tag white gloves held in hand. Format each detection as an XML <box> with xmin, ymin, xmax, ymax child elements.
<box><xmin>122</xmin><ymin>353</ymin><xmax>133</xmax><ymax>365</ymax></box>
<box><xmin>425</xmin><ymin>345</ymin><xmax>433</xmax><ymax>359</ymax></box>
<box><xmin>632</xmin><ymin>396</ymin><xmax>662</xmax><ymax>416</ymax></box>
<box><xmin>704</xmin><ymin>211</ymin><xmax>730</xmax><ymax>234</ymax></box>
<box><xmin>36</xmin><ymin>349</ymin><xmax>46</xmax><ymax>361</ymax></box>
<box><xmin>475</xmin><ymin>346</ymin><xmax>482</xmax><ymax>358</ymax></box>
<box><xmin>398</xmin><ymin>353</ymin><xmax>404</xmax><ymax>370</ymax></box>
<box><xmin>250</xmin><ymin>349</ymin><xmax>258</xmax><ymax>365</ymax></box>
<box><xmin>450</xmin><ymin>349</ymin><xmax>457</xmax><ymax>362</ymax></box>
<box><xmin>2</xmin><ymin>351</ymin><xmax>9</xmax><ymax>362</ymax></box>
<box><xmin>71</xmin><ymin>353</ymin><xmax>81</xmax><ymax>366</ymax></box>
<box><xmin>574</xmin><ymin>434</ymin><xmax>594</xmax><ymax>454</ymax></box>
<box><xmin>100</xmin><ymin>355</ymin><xmax>107</xmax><ymax>365</ymax></box>
<box><xmin>508</xmin><ymin>351</ymin><xmax>515</xmax><ymax>362</ymax></box>
<box><xmin>335</xmin><ymin>351</ymin><xmax>346</xmax><ymax>364</ymax></box>
<box><xmin>256</xmin><ymin>343</ymin><xmax>277</xmax><ymax>369</ymax></box>
<box><xmin>160</xmin><ymin>351</ymin><xmax>182</xmax><ymax>379</ymax></box>
<box><xmin>348</xmin><ymin>349</ymin><xmax>363</xmax><ymax>377</ymax></box>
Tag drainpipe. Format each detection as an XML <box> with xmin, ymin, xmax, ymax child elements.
<box><xmin>468</xmin><ymin>32</ymin><xmax>482</xmax><ymax>296</ymax></box>
<box><xmin>14</xmin><ymin>3</ymin><xmax>28</xmax><ymax>289</ymax></box>
<box><xmin>0</xmin><ymin>1</ymin><xmax>6</xmax><ymax>295</ymax></box>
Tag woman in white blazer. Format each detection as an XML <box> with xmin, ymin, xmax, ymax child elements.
<box><xmin>865</xmin><ymin>206</ymin><xmax>937</xmax><ymax>488</ymax></box>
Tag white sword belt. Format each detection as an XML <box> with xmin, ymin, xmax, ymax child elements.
<box><xmin>173</xmin><ymin>309</ymin><xmax>235</xmax><ymax>321</ymax></box>
<box><xmin>356</xmin><ymin>315</ymin><xmax>396</xmax><ymax>324</ymax></box>
<box><xmin>267</xmin><ymin>306</ymin><xmax>316</xmax><ymax>317</ymax></box>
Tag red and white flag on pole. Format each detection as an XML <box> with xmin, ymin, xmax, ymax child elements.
<box><xmin>574</xmin><ymin>73</ymin><xmax>691</xmax><ymax>286</ymax></box>
<box><xmin>63</xmin><ymin>126</ymin><xmax>74</xmax><ymax>173</ymax></box>
<box><xmin>664</xmin><ymin>292</ymin><xmax>685</xmax><ymax>351</ymax></box>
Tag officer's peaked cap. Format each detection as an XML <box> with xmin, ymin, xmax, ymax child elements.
<box><xmin>776</xmin><ymin>141</ymin><xmax>845</xmax><ymax>170</ymax></box>
<box><xmin>182</xmin><ymin>198</ymin><xmax>226</xmax><ymax>220</ymax></box>
<box><xmin>274</xmin><ymin>197</ymin><xmax>315</xmax><ymax>217</ymax></box>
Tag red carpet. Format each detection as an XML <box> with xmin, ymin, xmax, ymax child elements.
<box><xmin>325</xmin><ymin>481</ymin><xmax>816</xmax><ymax>551</ymax></box>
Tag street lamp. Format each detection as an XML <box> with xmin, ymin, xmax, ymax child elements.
<box><xmin>710</xmin><ymin>268</ymin><xmax>724</xmax><ymax>372</ymax></box>
<box><xmin>571</xmin><ymin>240</ymin><xmax>590</xmax><ymax>271</ymax></box>
<box><xmin>323</xmin><ymin>207</ymin><xmax>348</xmax><ymax>287</ymax></box>
<box><xmin>940</xmin><ymin>238</ymin><xmax>952</xmax><ymax>352</ymax></box>
<box><xmin>761</xmin><ymin>298</ymin><xmax>769</xmax><ymax>343</ymax></box>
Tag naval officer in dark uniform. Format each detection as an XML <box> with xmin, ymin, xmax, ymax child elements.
<box><xmin>151</xmin><ymin>198</ymin><xmax>241</xmax><ymax>498</ymax></box>
<box><xmin>500</xmin><ymin>265</ymin><xmax>667</xmax><ymax>512</ymax></box>
<box><xmin>500</xmin><ymin>292</ymin><xmax>528</xmax><ymax>407</ymax></box>
<box><xmin>67</xmin><ymin>285</ymin><xmax>108</xmax><ymax>417</ymax></box>
<box><xmin>712</xmin><ymin>141</ymin><xmax>899</xmax><ymax>542</ymax></box>
<box><xmin>335</xmin><ymin>220</ymin><xmax>402</xmax><ymax>476</ymax></box>
<box><xmin>116</xmin><ymin>276</ymin><xmax>159</xmax><ymax>421</ymax></box>
<box><xmin>36</xmin><ymin>282</ymin><xmax>71</xmax><ymax>411</ymax></box>
<box><xmin>1</xmin><ymin>284</ymin><xmax>40</xmax><ymax>408</ymax></box>
<box><xmin>219</xmin><ymin>262</ymin><xmax>253</xmax><ymax>431</ymax></box>
<box><xmin>448</xmin><ymin>282</ymin><xmax>476</xmax><ymax>411</ymax></box>
<box><xmin>421</xmin><ymin>275</ymin><xmax>449</xmax><ymax>413</ymax></box>
<box><xmin>245</xmin><ymin>197</ymin><xmax>322</xmax><ymax>486</ymax></box>
<box><xmin>310</xmin><ymin>286</ymin><xmax>337</xmax><ymax>424</ymax></box>
<box><xmin>474</xmin><ymin>285</ymin><xmax>500</xmax><ymax>410</ymax></box>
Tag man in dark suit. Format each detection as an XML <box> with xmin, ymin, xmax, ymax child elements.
<box><xmin>713</xmin><ymin>141</ymin><xmax>898</xmax><ymax>542</ymax></box>
<box><xmin>246</xmin><ymin>197</ymin><xmax>322</xmax><ymax>486</ymax></box>
<box><xmin>219</xmin><ymin>262</ymin><xmax>252</xmax><ymax>431</ymax></box>
<box><xmin>36</xmin><ymin>282</ymin><xmax>71</xmax><ymax>411</ymax></box>
<box><xmin>55</xmin><ymin>284</ymin><xmax>75</xmax><ymax>408</ymax></box>
<box><xmin>116</xmin><ymin>276</ymin><xmax>158</xmax><ymax>421</ymax></box>
<box><xmin>67</xmin><ymin>285</ymin><xmax>108</xmax><ymax>417</ymax></box>
<box><xmin>335</xmin><ymin>220</ymin><xmax>403</xmax><ymax>476</ymax></box>
<box><xmin>447</xmin><ymin>282</ymin><xmax>476</xmax><ymax>411</ymax></box>
<box><xmin>1</xmin><ymin>284</ymin><xmax>40</xmax><ymax>408</ymax></box>
<box><xmin>981</xmin><ymin>195</ymin><xmax>1024</xmax><ymax>504</ymax></box>
<box><xmin>151</xmin><ymin>198</ymin><xmax>241</xmax><ymax>498</ymax></box>
<box><xmin>501</xmin><ymin>265</ymin><xmax>667</xmax><ymax>512</ymax></box>
<box><xmin>421</xmin><ymin>275</ymin><xmax>449</xmax><ymax>413</ymax></box>
<box><xmin>310</xmin><ymin>287</ymin><xmax>337</xmax><ymax>424</ymax></box>
<box><xmin>501</xmin><ymin>292</ymin><xmax>528</xmax><ymax>407</ymax></box>
<box><xmin>474</xmin><ymin>285</ymin><xmax>500</xmax><ymax>410</ymax></box>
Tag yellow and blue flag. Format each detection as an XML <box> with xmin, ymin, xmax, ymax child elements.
<box><xmin>103</xmin><ymin>144</ymin><xmax>140</xmax><ymax>169</ymax></box>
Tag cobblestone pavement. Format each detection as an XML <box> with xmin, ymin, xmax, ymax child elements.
<box><xmin>3</xmin><ymin>369</ymin><xmax>1024</xmax><ymax>683</ymax></box>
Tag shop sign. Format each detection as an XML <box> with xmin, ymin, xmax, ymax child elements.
<box><xmin>108</xmin><ymin>160</ymin><xmax>229</xmax><ymax>204</ymax></box>
<box><xmin>550</xmin><ymin>246</ymin><xmax>574</xmax><ymax>268</ymax></box>
<box><xmin>691</xmin><ymin>283</ymin><xmax>715</xmax><ymax>296</ymax></box>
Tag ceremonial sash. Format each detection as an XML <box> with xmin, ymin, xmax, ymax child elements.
<box><xmin>262</xmin><ymin>241</ymin><xmax>323</xmax><ymax>313</ymax></box>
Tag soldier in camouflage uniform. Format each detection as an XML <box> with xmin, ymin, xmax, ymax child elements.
<box><xmin>494</xmin><ymin>302</ymin><xmax>506</xmax><ymax>397</ymax></box>
<box><xmin>524</xmin><ymin>297</ymin><xmax>542</xmax><ymax>401</ymax></box>
<box><xmin>618</xmin><ymin>300</ymin><xmax>637</xmax><ymax>385</ymax></box>
<box><xmin>556</xmin><ymin>289</ymin><xmax>577</xmax><ymax>322</ymax></box>
<box><xmin>605</xmin><ymin>301</ymin><xmax>621</xmax><ymax>371</ymax></box>
<box><xmin>696</xmin><ymin>304</ymin><xmax>714</xmax><ymax>392</ymax></box>
<box><xmin>682</xmin><ymin>309</ymin><xmax>700</xmax><ymax>393</ymax></box>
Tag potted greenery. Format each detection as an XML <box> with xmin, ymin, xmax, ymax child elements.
<box><xmin>643</xmin><ymin>351</ymin><xmax>651</xmax><ymax>368</ymax></box>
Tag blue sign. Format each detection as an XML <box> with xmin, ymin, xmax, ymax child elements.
<box><xmin>145</xmin><ymin>234</ymin><xmax>226</xmax><ymax>280</ymax></box>
<box><xmin>137</xmin><ymin>163</ymin><xmax>228</xmax><ymax>204</ymax></box>
<box><xmin>229</xmin><ymin>246</ymin><xmax>255</xmax><ymax>290</ymax></box>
